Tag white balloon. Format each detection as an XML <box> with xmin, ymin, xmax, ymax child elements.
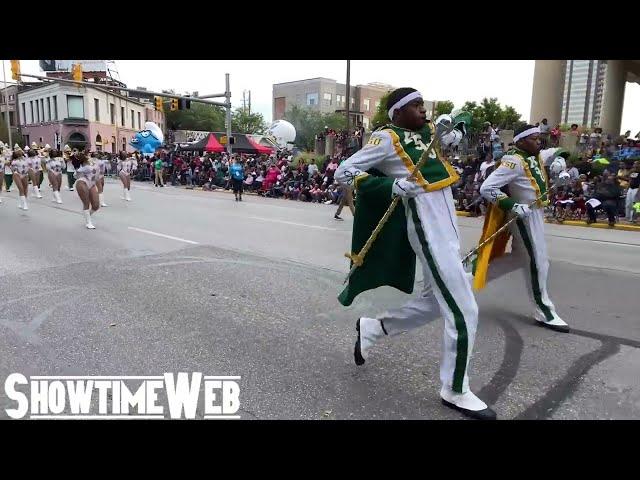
<box><xmin>267</xmin><ymin>120</ymin><xmax>296</xmax><ymax>147</ymax></box>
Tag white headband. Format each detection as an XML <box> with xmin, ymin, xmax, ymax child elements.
<box><xmin>388</xmin><ymin>91</ymin><xmax>423</xmax><ymax>121</ymax></box>
<box><xmin>513</xmin><ymin>127</ymin><xmax>540</xmax><ymax>143</ymax></box>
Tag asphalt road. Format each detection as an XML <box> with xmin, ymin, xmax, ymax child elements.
<box><xmin>1</xmin><ymin>179</ymin><xmax>638</xmax><ymax>420</ymax></box>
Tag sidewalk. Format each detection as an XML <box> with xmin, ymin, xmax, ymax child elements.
<box><xmin>455</xmin><ymin>210</ymin><xmax>640</xmax><ymax>232</ymax></box>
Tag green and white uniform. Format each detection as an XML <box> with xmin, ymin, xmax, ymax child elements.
<box><xmin>336</xmin><ymin>124</ymin><xmax>479</xmax><ymax>395</ymax></box>
<box><xmin>479</xmin><ymin>147</ymin><xmax>567</xmax><ymax>326</ymax></box>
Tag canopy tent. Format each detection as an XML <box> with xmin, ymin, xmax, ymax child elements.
<box><xmin>177</xmin><ymin>133</ymin><xmax>224</xmax><ymax>152</ymax></box>
<box><xmin>177</xmin><ymin>132</ymin><xmax>274</xmax><ymax>155</ymax></box>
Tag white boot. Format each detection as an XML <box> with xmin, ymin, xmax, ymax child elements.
<box><xmin>354</xmin><ymin>317</ymin><xmax>388</xmax><ymax>365</ymax></box>
<box><xmin>0</xmin><ymin>196</ymin><xmax>3</xmax><ymax>204</ymax></box>
<box><xmin>55</xmin><ymin>191</ymin><xmax>63</xmax><ymax>204</ymax></box>
<box><xmin>99</xmin><ymin>193</ymin><xmax>108</xmax><ymax>207</ymax></box>
<box><xmin>125</xmin><ymin>189</ymin><xmax>131</xmax><ymax>201</ymax></box>
<box><xmin>18</xmin><ymin>196</ymin><xmax>25</xmax><ymax>209</ymax></box>
<box><xmin>121</xmin><ymin>188</ymin><xmax>127</xmax><ymax>200</ymax></box>
<box><xmin>84</xmin><ymin>209</ymin><xmax>95</xmax><ymax>229</ymax></box>
<box><xmin>51</xmin><ymin>191</ymin><xmax>57</xmax><ymax>202</ymax></box>
<box><xmin>22</xmin><ymin>196</ymin><xmax>28</xmax><ymax>210</ymax></box>
<box><xmin>34</xmin><ymin>185</ymin><xmax>42</xmax><ymax>198</ymax></box>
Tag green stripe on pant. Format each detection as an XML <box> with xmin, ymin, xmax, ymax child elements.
<box><xmin>516</xmin><ymin>218</ymin><xmax>554</xmax><ymax>321</ymax></box>
<box><xmin>408</xmin><ymin>198</ymin><xmax>468</xmax><ymax>393</ymax></box>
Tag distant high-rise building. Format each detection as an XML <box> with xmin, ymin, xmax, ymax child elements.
<box><xmin>561</xmin><ymin>60</ymin><xmax>607</xmax><ymax>127</ymax></box>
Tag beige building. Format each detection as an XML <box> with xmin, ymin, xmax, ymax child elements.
<box><xmin>273</xmin><ymin>78</ymin><xmax>395</xmax><ymax>131</ymax></box>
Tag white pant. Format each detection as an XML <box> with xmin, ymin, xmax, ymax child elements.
<box><xmin>483</xmin><ymin>208</ymin><xmax>561</xmax><ymax>322</ymax></box>
<box><xmin>626</xmin><ymin>188</ymin><xmax>638</xmax><ymax>220</ymax></box>
<box><xmin>376</xmin><ymin>187</ymin><xmax>478</xmax><ymax>394</ymax></box>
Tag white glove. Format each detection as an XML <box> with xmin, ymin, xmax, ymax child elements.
<box><xmin>440</xmin><ymin>129</ymin><xmax>463</xmax><ymax>147</ymax></box>
<box><xmin>392</xmin><ymin>178</ymin><xmax>424</xmax><ymax>198</ymax></box>
<box><xmin>512</xmin><ymin>203</ymin><xmax>532</xmax><ymax>218</ymax></box>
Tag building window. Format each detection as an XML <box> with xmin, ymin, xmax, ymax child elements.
<box><xmin>323</xmin><ymin>92</ymin><xmax>332</xmax><ymax>107</ymax></box>
<box><xmin>121</xmin><ymin>106</ymin><xmax>125</xmax><ymax>126</ymax></box>
<box><xmin>46</xmin><ymin>97</ymin><xmax>51</xmax><ymax>121</ymax></box>
<box><xmin>52</xmin><ymin>96</ymin><xmax>58</xmax><ymax>120</ymax></box>
<box><xmin>137</xmin><ymin>111</ymin><xmax>141</xmax><ymax>130</ymax></box>
<box><xmin>94</xmin><ymin>98</ymin><xmax>100</xmax><ymax>122</ymax></box>
<box><xmin>9</xmin><ymin>94</ymin><xmax>14</xmax><ymax>101</ymax></box>
<box><xmin>306</xmin><ymin>93</ymin><xmax>318</xmax><ymax>106</ymax></box>
<box><xmin>122</xmin><ymin>137</ymin><xmax>126</xmax><ymax>152</ymax></box>
<box><xmin>110</xmin><ymin>103</ymin><xmax>115</xmax><ymax>124</ymax></box>
<box><xmin>21</xmin><ymin>103</ymin><xmax>26</xmax><ymax>125</ymax></box>
<box><xmin>131</xmin><ymin>110</ymin><xmax>135</xmax><ymax>129</ymax></box>
<box><xmin>9</xmin><ymin>111</ymin><xmax>15</xmax><ymax>127</ymax></box>
<box><xmin>363</xmin><ymin>98</ymin><xmax>370</xmax><ymax>112</ymax></box>
<box><xmin>112</xmin><ymin>136</ymin><xmax>117</xmax><ymax>154</ymax></box>
<box><xmin>350</xmin><ymin>97</ymin><xmax>355</xmax><ymax>108</ymax></box>
<box><xmin>67</xmin><ymin>95</ymin><xmax>85</xmax><ymax>119</ymax></box>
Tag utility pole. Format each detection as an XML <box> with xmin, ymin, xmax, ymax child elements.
<box><xmin>248</xmin><ymin>90</ymin><xmax>251</xmax><ymax>116</ymax></box>
<box><xmin>225</xmin><ymin>73</ymin><xmax>232</xmax><ymax>156</ymax></box>
<box><xmin>345</xmin><ymin>60</ymin><xmax>351</xmax><ymax>134</ymax></box>
<box><xmin>2</xmin><ymin>61</ymin><xmax>12</xmax><ymax>146</ymax></box>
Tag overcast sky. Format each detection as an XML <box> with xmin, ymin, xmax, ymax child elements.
<box><xmin>6</xmin><ymin>60</ymin><xmax>640</xmax><ymax>133</ymax></box>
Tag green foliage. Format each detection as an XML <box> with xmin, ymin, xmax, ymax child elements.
<box><xmin>231</xmin><ymin>108</ymin><xmax>267</xmax><ymax>134</ymax></box>
<box><xmin>283</xmin><ymin>105</ymin><xmax>347</xmax><ymax>151</ymax></box>
<box><xmin>165</xmin><ymin>102</ymin><xmax>226</xmax><ymax>132</ymax></box>
<box><xmin>371</xmin><ymin>91</ymin><xmax>391</xmax><ymax>129</ymax></box>
<box><xmin>435</xmin><ymin>100</ymin><xmax>454</xmax><ymax>117</ymax></box>
<box><xmin>458</xmin><ymin>98</ymin><xmax>523</xmax><ymax>133</ymax></box>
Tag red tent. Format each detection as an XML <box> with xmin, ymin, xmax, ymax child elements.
<box><xmin>245</xmin><ymin>135</ymin><xmax>274</xmax><ymax>155</ymax></box>
<box><xmin>203</xmin><ymin>133</ymin><xmax>225</xmax><ymax>153</ymax></box>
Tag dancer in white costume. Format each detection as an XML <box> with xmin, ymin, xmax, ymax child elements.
<box><xmin>73</xmin><ymin>152</ymin><xmax>100</xmax><ymax>229</ymax></box>
<box><xmin>92</xmin><ymin>152</ymin><xmax>110</xmax><ymax>207</ymax></box>
<box><xmin>11</xmin><ymin>147</ymin><xmax>30</xmax><ymax>210</ymax></box>
<box><xmin>46</xmin><ymin>149</ymin><xmax>65</xmax><ymax>204</ymax></box>
<box><xmin>117</xmin><ymin>152</ymin><xmax>137</xmax><ymax>201</ymax></box>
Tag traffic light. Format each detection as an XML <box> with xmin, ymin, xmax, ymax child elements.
<box><xmin>10</xmin><ymin>60</ymin><xmax>21</xmax><ymax>81</ymax></box>
<box><xmin>154</xmin><ymin>96</ymin><xmax>164</xmax><ymax>112</ymax></box>
<box><xmin>170</xmin><ymin>99</ymin><xmax>179</xmax><ymax>111</ymax></box>
<box><xmin>179</xmin><ymin>96</ymin><xmax>191</xmax><ymax>110</ymax></box>
<box><xmin>72</xmin><ymin>63</ymin><xmax>83</xmax><ymax>82</ymax></box>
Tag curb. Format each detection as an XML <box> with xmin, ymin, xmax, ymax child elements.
<box><xmin>454</xmin><ymin>210</ymin><xmax>640</xmax><ymax>232</ymax></box>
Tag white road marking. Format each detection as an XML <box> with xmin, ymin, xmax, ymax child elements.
<box><xmin>247</xmin><ymin>216</ymin><xmax>340</xmax><ymax>231</ymax></box>
<box><xmin>128</xmin><ymin>227</ymin><xmax>200</xmax><ymax>245</ymax></box>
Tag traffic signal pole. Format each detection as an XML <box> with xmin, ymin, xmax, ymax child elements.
<box><xmin>225</xmin><ymin>73</ymin><xmax>232</xmax><ymax>156</ymax></box>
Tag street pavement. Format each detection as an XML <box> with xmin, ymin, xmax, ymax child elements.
<box><xmin>1</xmin><ymin>179</ymin><xmax>639</xmax><ymax>420</ymax></box>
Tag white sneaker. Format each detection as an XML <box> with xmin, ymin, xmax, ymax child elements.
<box><xmin>99</xmin><ymin>193</ymin><xmax>108</xmax><ymax>207</ymax></box>
<box><xmin>534</xmin><ymin>310</ymin><xmax>570</xmax><ymax>333</ymax></box>
<box><xmin>440</xmin><ymin>387</ymin><xmax>497</xmax><ymax>420</ymax></box>
<box><xmin>354</xmin><ymin>317</ymin><xmax>387</xmax><ymax>365</ymax></box>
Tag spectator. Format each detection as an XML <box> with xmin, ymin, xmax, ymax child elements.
<box><xmin>625</xmin><ymin>160</ymin><xmax>640</xmax><ymax>222</ymax></box>
<box><xmin>550</xmin><ymin>124</ymin><xmax>561</xmax><ymax>147</ymax></box>
<box><xmin>308</xmin><ymin>158</ymin><xmax>319</xmax><ymax>177</ymax></box>
<box><xmin>586</xmin><ymin>175</ymin><xmax>621</xmax><ymax>226</ymax></box>
<box><xmin>539</xmin><ymin>118</ymin><xmax>550</xmax><ymax>148</ymax></box>
<box><xmin>154</xmin><ymin>156</ymin><xmax>164</xmax><ymax>187</ymax></box>
<box><xmin>567</xmin><ymin>161</ymin><xmax>580</xmax><ymax>181</ymax></box>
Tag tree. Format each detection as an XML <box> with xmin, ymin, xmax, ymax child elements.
<box><xmin>283</xmin><ymin>105</ymin><xmax>347</xmax><ymax>151</ymax></box>
<box><xmin>0</xmin><ymin>129</ymin><xmax>22</xmax><ymax>147</ymax></box>
<box><xmin>231</xmin><ymin>108</ymin><xmax>267</xmax><ymax>134</ymax></box>
<box><xmin>435</xmin><ymin>100</ymin><xmax>454</xmax><ymax>117</ymax></box>
<box><xmin>165</xmin><ymin>102</ymin><xmax>226</xmax><ymax>132</ymax></box>
<box><xmin>371</xmin><ymin>91</ymin><xmax>391</xmax><ymax>130</ymax></box>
